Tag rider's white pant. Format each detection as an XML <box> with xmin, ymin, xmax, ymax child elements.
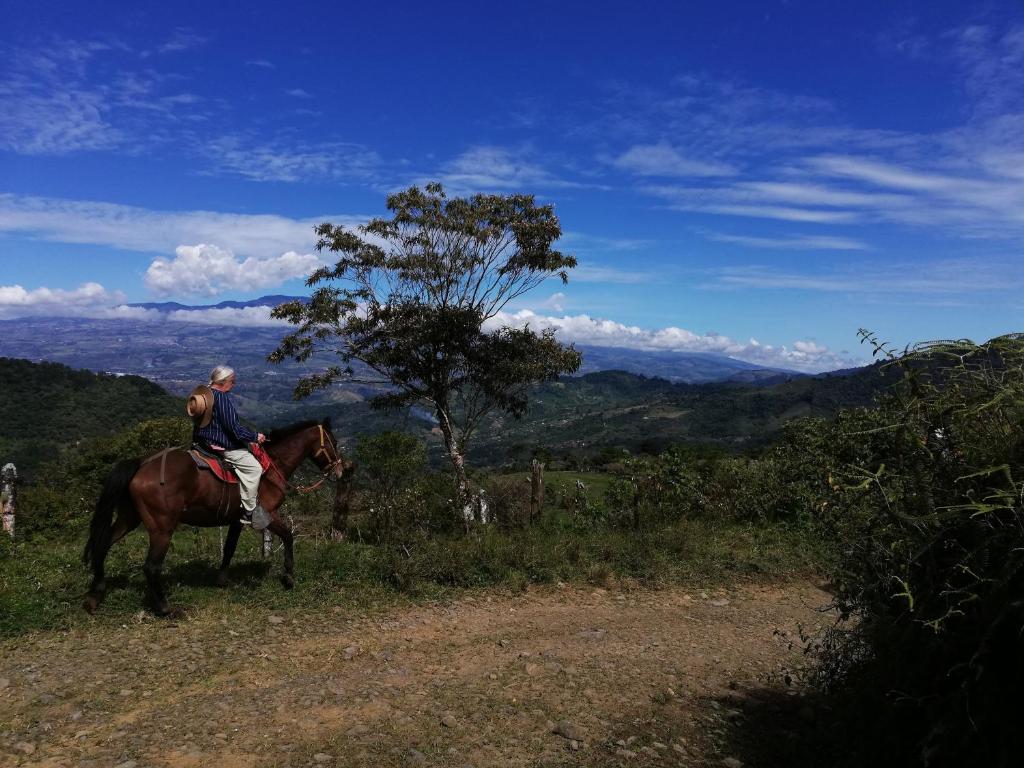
<box><xmin>222</xmin><ymin>448</ymin><xmax>262</xmax><ymax>511</ymax></box>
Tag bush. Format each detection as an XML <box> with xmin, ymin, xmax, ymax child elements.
<box><xmin>18</xmin><ymin>417</ymin><xmax>192</xmax><ymax>538</ymax></box>
<box><xmin>480</xmin><ymin>474</ymin><xmax>531</xmax><ymax>528</ymax></box>
<box><xmin>810</xmin><ymin>333</ymin><xmax>1024</xmax><ymax>766</ymax></box>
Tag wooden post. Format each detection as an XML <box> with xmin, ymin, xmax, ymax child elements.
<box><xmin>1</xmin><ymin>463</ymin><xmax>16</xmax><ymax>537</ymax></box>
<box><xmin>262</xmin><ymin>528</ymin><xmax>272</xmax><ymax>559</ymax></box>
<box><xmin>331</xmin><ymin>461</ymin><xmax>355</xmax><ymax>541</ymax></box>
<box><xmin>530</xmin><ymin>459</ymin><xmax>544</xmax><ymax>525</ymax></box>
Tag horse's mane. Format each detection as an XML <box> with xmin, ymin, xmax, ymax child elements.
<box><xmin>267</xmin><ymin>418</ymin><xmax>332</xmax><ymax>443</ymax></box>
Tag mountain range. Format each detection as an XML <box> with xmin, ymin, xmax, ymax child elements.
<box><xmin>0</xmin><ymin>297</ymin><xmax>879</xmax><ymax>472</ymax></box>
<box><xmin>46</xmin><ymin>292</ymin><xmax>806</xmax><ymax>385</ymax></box>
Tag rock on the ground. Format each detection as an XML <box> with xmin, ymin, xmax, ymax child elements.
<box><xmin>722</xmin><ymin>758</ymin><xmax>744</xmax><ymax>768</ymax></box>
<box><xmin>268</xmin><ymin>615</ymin><xmax>285</xmax><ymax>624</ymax></box>
<box><xmin>551</xmin><ymin>720</ymin><xmax>586</xmax><ymax>741</ymax></box>
<box><xmin>313</xmin><ymin>753</ymin><xmax>333</xmax><ymax>763</ymax></box>
<box><xmin>441</xmin><ymin>715</ymin><xmax>458</xmax><ymax>728</ymax></box>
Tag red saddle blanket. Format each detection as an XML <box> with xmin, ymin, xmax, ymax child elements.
<box><xmin>189</xmin><ymin>444</ymin><xmax>274</xmax><ymax>484</ymax></box>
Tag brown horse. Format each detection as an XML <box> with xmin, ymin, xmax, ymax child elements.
<box><xmin>82</xmin><ymin>418</ymin><xmax>350</xmax><ymax>616</ymax></box>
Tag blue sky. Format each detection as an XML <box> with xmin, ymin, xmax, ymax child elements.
<box><xmin>1</xmin><ymin>0</ymin><xmax>1022</xmax><ymax>371</ymax></box>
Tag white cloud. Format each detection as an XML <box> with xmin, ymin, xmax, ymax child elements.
<box><xmin>285</xmin><ymin>88</ymin><xmax>313</xmax><ymax>99</ymax></box>
<box><xmin>708</xmin><ymin>258</ymin><xmax>1024</xmax><ymax>296</ymax></box>
<box><xmin>703</xmin><ymin>232</ymin><xmax>868</xmax><ymax>250</ymax></box>
<box><xmin>568</xmin><ymin>265</ymin><xmax>653</xmax><ymax>284</ymax></box>
<box><xmin>582</xmin><ymin>39</ymin><xmax>1024</xmax><ymax>242</ymax></box>
<box><xmin>246</xmin><ymin>59</ymin><xmax>275</xmax><ymax>69</ymax></box>
<box><xmin>155</xmin><ymin>29</ymin><xmax>209</xmax><ymax>55</ymax></box>
<box><xmin>201</xmin><ymin>135</ymin><xmax>381</xmax><ymax>183</ymax></box>
<box><xmin>539</xmin><ymin>292</ymin><xmax>566</xmax><ymax>312</ymax></box>
<box><xmin>561</xmin><ymin>232</ymin><xmax>655</xmax><ymax>251</ymax></box>
<box><xmin>484</xmin><ymin>308</ymin><xmax>855</xmax><ymax>372</ymax></box>
<box><xmin>609</xmin><ymin>143</ymin><xmax>736</xmax><ymax>177</ymax></box>
<box><xmin>144</xmin><ymin>244</ymin><xmax>323</xmax><ymax>297</ymax></box>
<box><xmin>167</xmin><ymin>306</ymin><xmax>288</xmax><ymax>326</ymax></box>
<box><xmin>0</xmin><ymin>193</ymin><xmax>360</xmax><ymax>260</ymax></box>
<box><xmin>425</xmin><ymin>146</ymin><xmax>599</xmax><ymax>195</ymax></box>
<box><xmin>0</xmin><ymin>38</ymin><xmax>207</xmax><ymax>156</ymax></box>
<box><xmin>0</xmin><ymin>281</ymin><xmax>126</xmax><ymax>319</ymax></box>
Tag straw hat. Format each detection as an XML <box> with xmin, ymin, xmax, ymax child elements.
<box><xmin>186</xmin><ymin>385</ymin><xmax>215</xmax><ymax>428</ymax></box>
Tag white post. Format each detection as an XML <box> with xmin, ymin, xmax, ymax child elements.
<box><xmin>1</xmin><ymin>463</ymin><xmax>16</xmax><ymax>538</ymax></box>
<box><xmin>262</xmin><ymin>529</ymin><xmax>272</xmax><ymax>559</ymax></box>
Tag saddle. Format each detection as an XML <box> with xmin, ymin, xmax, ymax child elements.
<box><xmin>189</xmin><ymin>443</ymin><xmax>274</xmax><ymax>484</ymax></box>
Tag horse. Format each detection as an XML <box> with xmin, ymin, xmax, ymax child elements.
<box><xmin>82</xmin><ymin>418</ymin><xmax>351</xmax><ymax>616</ymax></box>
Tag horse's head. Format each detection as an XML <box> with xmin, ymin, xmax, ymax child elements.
<box><xmin>310</xmin><ymin>417</ymin><xmax>350</xmax><ymax>480</ymax></box>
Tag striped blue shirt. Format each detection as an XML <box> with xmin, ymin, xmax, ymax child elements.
<box><xmin>193</xmin><ymin>389</ymin><xmax>258</xmax><ymax>450</ymax></box>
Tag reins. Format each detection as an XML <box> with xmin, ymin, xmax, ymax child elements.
<box><xmin>265</xmin><ymin>425</ymin><xmax>345</xmax><ymax>495</ymax></box>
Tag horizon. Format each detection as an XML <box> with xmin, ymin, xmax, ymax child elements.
<box><xmin>2</xmin><ymin>1</ymin><xmax>1022</xmax><ymax>373</ymax></box>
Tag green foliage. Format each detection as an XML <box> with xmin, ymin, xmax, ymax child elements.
<box><xmin>17</xmin><ymin>417</ymin><xmax>192</xmax><ymax>538</ymax></box>
<box><xmin>808</xmin><ymin>332</ymin><xmax>1024</xmax><ymax>765</ymax></box>
<box><xmin>269</xmin><ymin>183</ymin><xmax>581</xmax><ymax>493</ymax></box>
<box><xmin>354</xmin><ymin>431</ymin><xmax>431</xmax><ymax>539</ymax></box>
<box><xmin>0</xmin><ymin>357</ymin><xmax>180</xmax><ymax>478</ymax></box>
<box><xmin>471</xmin><ymin>364</ymin><xmax>889</xmax><ymax>467</ymax></box>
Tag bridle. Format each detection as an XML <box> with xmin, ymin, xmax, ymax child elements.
<box><xmin>267</xmin><ymin>424</ymin><xmax>348</xmax><ymax>494</ymax></box>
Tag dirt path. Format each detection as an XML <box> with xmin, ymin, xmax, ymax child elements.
<box><xmin>0</xmin><ymin>581</ymin><xmax>830</xmax><ymax>768</ymax></box>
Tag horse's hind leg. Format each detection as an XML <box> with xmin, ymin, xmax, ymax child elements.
<box><xmin>142</xmin><ymin>530</ymin><xmax>178</xmax><ymax>617</ymax></box>
<box><xmin>216</xmin><ymin>521</ymin><xmax>243</xmax><ymax>587</ymax></box>
<box><xmin>84</xmin><ymin>513</ymin><xmax>139</xmax><ymax>613</ymax></box>
<box><xmin>266</xmin><ymin>517</ymin><xmax>295</xmax><ymax>590</ymax></box>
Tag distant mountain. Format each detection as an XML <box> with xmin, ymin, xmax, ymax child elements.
<box><xmin>574</xmin><ymin>344</ymin><xmax>803</xmax><ymax>384</ymax></box>
<box><xmin>129</xmin><ymin>295</ymin><xmax>305</xmax><ymax>312</ymax></box>
<box><xmin>0</xmin><ymin>301</ymin><xmax>812</xmax><ymax>399</ymax></box>
<box><xmin>14</xmin><ymin>296</ymin><xmax>806</xmax><ymax>387</ymax></box>
<box><xmin>0</xmin><ymin>305</ymin><xmax>881</xmax><ymax>469</ymax></box>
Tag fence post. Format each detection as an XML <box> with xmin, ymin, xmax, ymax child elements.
<box><xmin>530</xmin><ymin>459</ymin><xmax>544</xmax><ymax>524</ymax></box>
<box><xmin>1</xmin><ymin>463</ymin><xmax>16</xmax><ymax>538</ymax></box>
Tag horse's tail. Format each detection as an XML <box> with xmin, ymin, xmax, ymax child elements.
<box><xmin>83</xmin><ymin>458</ymin><xmax>142</xmax><ymax>566</ymax></box>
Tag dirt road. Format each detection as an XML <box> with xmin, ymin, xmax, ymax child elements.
<box><xmin>0</xmin><ymin>581</ymin><xmax>830</xmax><ymax>768</ymax></box>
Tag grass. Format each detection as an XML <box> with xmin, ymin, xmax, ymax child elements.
<box><xmin>0</xmin><ymin>514</ymin><xmax>825</xmax><ymax>640</ymax></box>
<box><xmin>541</xmin><ymin>470</ymin><xmax>617</xmax><ymax>499</ymax></box>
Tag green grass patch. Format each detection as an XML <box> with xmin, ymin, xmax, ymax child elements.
<box><xmin>541</xmin><ymin>470</ymin><xmax>616</xmax><ymax>499</ymax></box>
<box><xmin>0</xmin><ymin>519</ymin><xmax>825</xmax><ymax>640</ymax></box>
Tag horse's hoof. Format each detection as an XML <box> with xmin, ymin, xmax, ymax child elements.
<box><xmin>281</xmin><ymin>574</ymin><xmax>295</xmax><ymax>590</ymax></box>
<box><xmin>83</xmin><ymin>594</ymin><xmax>101</xmax><ymax>614</ymax></box>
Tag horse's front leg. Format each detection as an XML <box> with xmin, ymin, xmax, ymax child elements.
<box><xmin>266</xmin><ymin>516</ymin><xmax>294</xmax><ymax>589</ymax></box>
<box><xmin>216</xmin><ymin>520</ymin><xmax>243</xmax><ymax>587</ymax></box>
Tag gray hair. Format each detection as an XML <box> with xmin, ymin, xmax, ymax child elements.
<box><xmin>209</xmin><ymin>365</ymin><xmax>235</xmax><ymax>385</ymax></box>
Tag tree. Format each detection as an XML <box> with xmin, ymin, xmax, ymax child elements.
<box><xmin>270</xmin><ymin>183</ymin><xmax>581</xmax><ymax>508</ymax></box>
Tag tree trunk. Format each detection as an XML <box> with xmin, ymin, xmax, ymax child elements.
<box><xmin>435</xmin><ymin>405</ymin><xmax>474</xmax><ymax>525</ymax></box>
<box><xmin>1</xmin><ymin>463</ymin><xmax>15</xmax><ymax>538</ymax></box>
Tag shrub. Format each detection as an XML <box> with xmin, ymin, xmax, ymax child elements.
<box><xmin>811</xmin><ymin>333</ymin><xmax>1024</xmax><ymax>766</ymax></box>
<box><xmin>18</xmin><ymin>417</ymin><xmax>192</xmax><ymax>538</ymax></box>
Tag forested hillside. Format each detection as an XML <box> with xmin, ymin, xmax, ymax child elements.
<box><xmin>476</xmin><ymin>362</ymin><xmax>891</xmax><ymax>464</ymax></box>
<box><xmin>0</xmin><ymin>357</ymin><xmax>181</xmax><ymax>477</ymax></box>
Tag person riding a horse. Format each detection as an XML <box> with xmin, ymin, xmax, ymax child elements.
<box><xmin>191</xmin><ymin>365</ymin><xmax>271</xmax><ymax>530</ymax></box>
